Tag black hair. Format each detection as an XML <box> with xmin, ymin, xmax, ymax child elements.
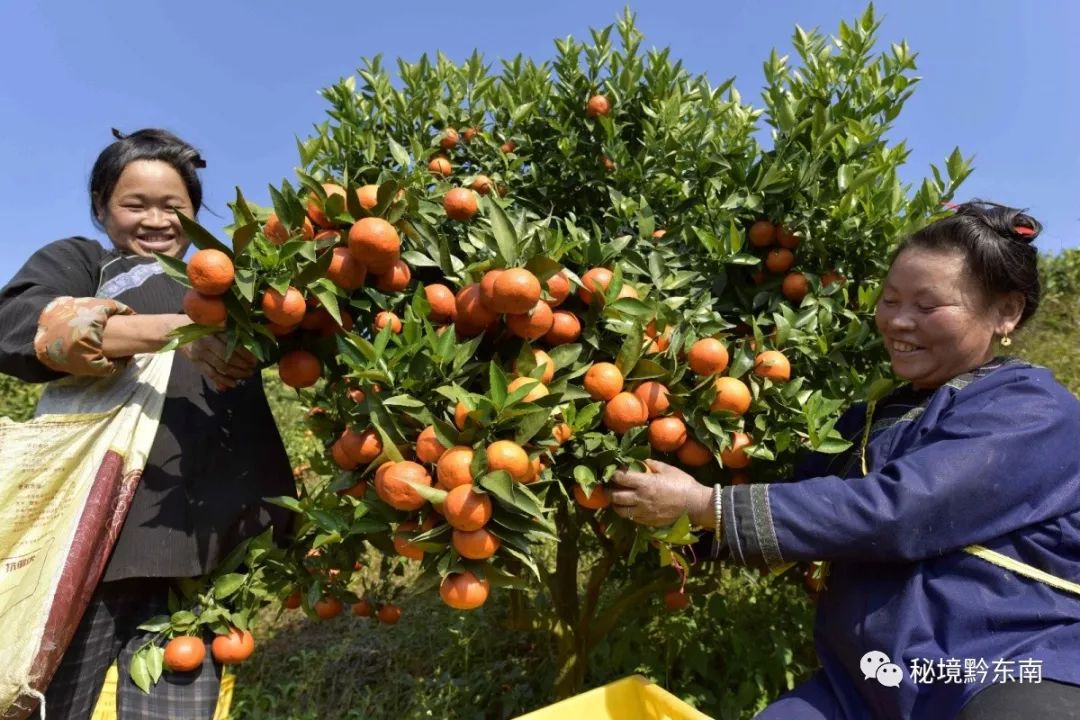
<box><xmin>89</xmin><ymin>128</ymin><xmax>206</xmax><ymax>229</ymax></box>
<box><xmin>895</xmin><ymin>200</ymin><xmax>1042</xmax><ymax>327</ymax></box>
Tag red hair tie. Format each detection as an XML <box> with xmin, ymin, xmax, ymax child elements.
<box><xmin>1014</xmin><ymin>225</ymin><xmax>1035</xmax><ymax>236</ymax></box>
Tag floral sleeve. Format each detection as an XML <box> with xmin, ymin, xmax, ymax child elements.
<box><xmin>33</xmin><ymin>296</ymin><xmax>135</xmax><ymax>377</ymax></box>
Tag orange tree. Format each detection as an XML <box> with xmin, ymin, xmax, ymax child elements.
<box><xmin>147</xmin><ymin>6</ymin><xmax>971</xmax><ymax>699</ymax></box>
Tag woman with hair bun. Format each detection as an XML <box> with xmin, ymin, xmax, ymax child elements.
<box><xmin>610</xmin><ymin>202</ymin><xmax>1080</xmax><ymax>718</ymax></box>
<box><xmin>0</xmin><ymin>129</ymin><xmax>294</xmax><ymax>718</ymax></box>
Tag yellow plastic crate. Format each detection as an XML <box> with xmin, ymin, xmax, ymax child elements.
<box><xmin>90</xmin><ymin>663</ymin><xmax>233</xmax><ymax>720</ymax></box>
<box><xmin>514</xmin><ymin>675</ymin><xmax>713</xmax><ymax>720</ymax></box>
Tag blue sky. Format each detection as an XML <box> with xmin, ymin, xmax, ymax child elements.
<box><xmin>2</xmin><ymin>1</ymin><xmax>1077</xmax><ymax>284</ymax></box>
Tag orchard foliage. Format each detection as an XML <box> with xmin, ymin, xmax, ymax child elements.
<box><xmin>140</xmin><ymin>6</ymin><xmax>974</xmax><ymax>697</ymax></box>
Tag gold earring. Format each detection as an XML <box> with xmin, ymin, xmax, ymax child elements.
<box><xmin>1000</xmin><ymin>334</ymin><xmax>1012</xmax><ymax>347</ymax></box>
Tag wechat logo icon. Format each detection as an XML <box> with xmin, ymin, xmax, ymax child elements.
<box><xmin>861</xmin><ymin>650</ymin><xmax>904</xmax><ymax>688</ymax></box>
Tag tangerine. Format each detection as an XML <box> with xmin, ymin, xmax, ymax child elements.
<box><xmin>507</xmin><ymin>376</ymin><xmax>549</xmax><ymax>403</ymax></box>
<box><xmin>373</xmin><ymin>310</ymin><xmax>402</xmax><ymax>334</ymax></box>
<box><xmin>211</xmin><ymin>628</ymin><xmax>255</xmax><ymax>665</ymax></box>
<box><xmin>765</xmin><ymin>248</ymin><xmax>795</xmax><ymax>273</ymax></box>
<box><xmin>573</xmin><ymin>484</ymin><xmax>610</xmax><ymax>510</ymax></box>
<box><xmin>278</xmin><ymin>350</ymin><xmax>321</xmax><ymax>389</ymax></box>
<box><xmin>306</xmin><ymin>183</ymin><xmax>345</xmax><ymax>228</ymax></box>
<box><xmin>374</xmin><ymin>259</ymin><xmax>412</xmax><ymax>293</ymax></box>
<box><xmin>648</xmin><ymin>416</ymin><xmax>688</xmax><ymax>453</ymax></box>
<box><xmin>491</xmin><ymin>268</ymin><xmax>542</xmax><ymax>314</ymax></box>
<box><xmin>443</xmin><ymin>188</ymin><xmax>478</xmax><ymax>221</ymax></box>
<box><xmin>348</xmin><ymin>217</ymin><xmax>400</xmax><ymax>274</ymax></box>
<box><xmin>326</xmin><ymin>247</ymin><xmax>367</xmax><ymax>290</ymax></box>
<box><xmin>453</xmin><ymin>528</ymin><xmax>501</xmax><ymax>560</ymax></box>
<box><xmin>577</xmin><ymin>267</ymin><xmax>613</xmax><ymax>305</ymax></box>
<box><xmin>186</xmin><ymin>249</ymin><xmax>234</xmax><ymax>295</ymax></box>
<box><xmin>676</xmin><ymin>438</ymin><xmax>713</xmax><ymax>467</ymax></box>
<box><xmin>544</xmin><ymin>270</ymin><xmax>571</xmax><ymax>306</ymax></box>
<box><xmin>439</xmin><ymin>571</ymin><xmax>490</xmax><ymax>610</ymax></box>
<box><xmin>428</xmin><ymin>156</ymin><xmax>452</xmax><ymax>176</ymax></box>
<box><xmin>506</xmin><ymin>300</ymin><xmax>554</xmax><ymax>339</ymax></box>
<box><xmin>163</xmin><ymin>636</ymin><xmax>205</xmax><ymax>672</ymax></box>
<box><xmin>603</xmin><ymin>392</ymin><xmax>648</xmax><ymax>434</ymax></box>
<box><xmin>754</xmin><ymin>350</ymin><xmax>791</xmax><ymax>382</ymax></box>
<box><xmin>749</xmin><ymin>220</ymin><xmax>776</xmax><ymax>247</ymax></box>
<box><xmin>687</xmin><ymin>338</ymin><xmax>729</xmax><ymax>376</ymax></box>
<box><xmin>416</xmin><ymin>426</ymin><xmax>448</xmax><ymax>464</ymax></box>
<box><xmin>782</xmin><ymin>272</ymin><xmax>809</xmax><ymax>303</ymax></box>
<box><xmin>633</xmin><ymin>381</ymin><xmax>671</xmax><ymax>419</ymax></box>
<box><xmin>469</xmin><ymin>174</ymin><xmax>493</xmax><ymax>195</ymax></box>
<box><xmin>543</xmin><ymin>310</ymin><xmax>581</xmax><ymax>345</ymax></box>
<box><xmin>721</xmin><ymin>432</ymin><xmax>753</xmax><ymax>468</ymax></box>
<box><xmin>486</xmin><ymin>440</ymin><xmax>530</xmax><ymax>483</ymax></box>
<box><xmin>443</xmin><ymin>484</ymin><xmax>492</xmax><ymax>531</ymax></box>
<box><xmin>375</xmin><ymin>461</ymin><xmax>432</xmax><ymax>511</ymax></box>
<box><xmin>710</xmin><ymin>376</ymin><xmax>752</xmax><ymax>416</ymax></box>
<box><xmin>513</xmin><ymin>348</ymin><xmax>555</xmax><ymax>384</ymax></box>
<box><xmin>436</xmin><ymin>446</ymin><xmax>474</xmax><ymax>489</ymax></box>
<box><xmin>584</xmin><ymin>362</ymin><xmax>624</xmax><ymax>401</ymax></box>
<box><xmin>586</xmin><ymin>94</ymin><xmax>611</xmax><ymax>117</ymax></box>
<box><xmin>424</xmin><ymin>283</ymin><xmax>457</xmax><ymax>323</ymax></box>
<box><xmin>182</xmin><ymin>289</ymin><xmax>227</xmax><ymax>327</ymax></box>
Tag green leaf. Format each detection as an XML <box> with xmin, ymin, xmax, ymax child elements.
<box><xmin>176</xmin><ymin>211</ymin><xmax>232</xmax><ymax>255</ymax></box>
<box><xmin>145</xmin><ymin>645</ymin><xmax>164</xmax><ymax>684</ymax></box>
<box><xmin>135</xmin><ymin>615</ymin><xmax>172</xmax><ymax>633</ymax></box>
<box><xmin>155</xmin><ymin>253</ymin><xmax>192</xmax><ymax>288</ymax></box>
<box><xmin>484</xmin><ymin>198</ymin><xmax>519</xmax><ymax>265</ymax></box>
<box><xmin>488</xmin><ymin>361</ymin><xmax>508</xmax><ymax>409</ymax></box>
<box><xmin>130</xmin><ymin>650</ymin><xmax>153</xmax><ymax>694</ymax></box>
<box><xmin>388</xmin><ymin>138</ymin><xmax>411</xmax><ymax>168</ymax></box>
<box><xmin>213</xmin><ymin>573</ymin><xmax>246</xmax><ymax>599</ymax></box>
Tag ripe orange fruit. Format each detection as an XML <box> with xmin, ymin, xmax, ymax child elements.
<box><xmin>676</xmin><ymin>438</ymin><xmax>713</xmax><ymax>467</ymax></box>
<box><xmin>652</xmin><ymin>228</ymin><xmax>667</xmax><ymax>239</ymax></box>
<box><xmin>211</xmin><ymin>628</ymin><xmax>255</xmax><ymax>665</ymax></box>
<box><xmin>348</xmin><ymin>217</ymin><xmax>400</xmax><ymax>274</ymax></box>
<box><xmin>552</xmin><ymin>423</ymin><xmax>573</xmax><ymax>445</ymax></box>
<box><xmin>765</xmin><ymin>248</ymin><xmax>795</xmax><ymax>273</ymax></box>
<box><xmin>373</xmin><ymin>311</ymin><xmax>402</xmax><ymax>334</ymax></box>
<box><xmin>341</xmin><ymin>480</ymin><xmax>367</xmax><ymax>498</ymax></box>
<box><xmin>577</xmin><ymin>267</ymin><xmax>613</xmax><ymax>305</ymax></box>
<box><xmin>573</xmin><ymin>484</ymin><xmax>610</xmax><ymax>510</ymax></box>
<box><xmin>586</xmin><ymin>94</ymin><xmax>611</xmax><ymax>117</ymax></box>
<box><xmin>443</xmin><ymin>484</ymin><xmax>492</xmax><ymax>531</ymax></box>
<box><xmin>264</xmin><ymin>213</ymin><xmax>315</xmax><ymax>245</ymax></box>
<box><xmin>439</xmin><ymin>128</ymin><xmax>459</xmax><ymax>150</ymax></box>
<box><xmin>278</xmin><ymin>350</ymin><xmax>321</xmax><ymax>389</ymax></box>
<box><xmin>186</xmin><ymin>249</ymin><xmax>234</xmax><ymax>295</ymax></box>
<box><xmin>437</xmin><ymin>446</ymin><xmax>474</xmax><ymax>489</ymax></box>
<box><xmin>506</xmin><ymin>300</ymin><xmax>554</xmax><ymax>339</ymax></box>
<box><xmin>423</xmin><ymin>283</ymin><xmax>457</xmax><ymax>324</ymax></box>
<box><xmin>377</xmin><ymin>603</ymin><xmax>402</xmax><ymax>624</ymax></box>
<box><xmin>416</xmin><ymin>426</ymin><xmax>448</xmax><ymax>464</ymax></box>
<box><xmin>462</xmin><ymin>127</ymin><xmax>478</xmax><ymax>142</ymax></box>
<box><xmin>352</xmin><ymin>599</ymin><xmax>374</xmax><ymax>617</ymax></box>
<box><xmin>721</xmin><ymin>432</ymin><xmax>753</xmax><ymax>468</ymax></box>
<box><xmin>507</xmin><ymin>376</ymin><xmax>549</xmax><ymax>403</ymax></box>
<box><xmin>356</xmin><ymin>184</ymin><xmax>380</xmax><ymax>210</ymax></box>
<box><xmin>821</xmin><ymin>270</ymin><xmax>846</xmax><ymax>287</ymax></box>
<box><xmin>331</xmin><ymin>438</ymin><xmax>357</xmax><ymax>470</ymax></box>
<box><xmin>340</xmin><ymin>427</ymin><xmax>382</xmax><ymax>465</ymax></box>
<box><xmin>313</xmin><ymin>596</ymin><xmax>344</xmax><ymax>620</ymax></box>
<box><xmin>711</xmin><ymin>376</ymin><xmax>752</xmax><ymax>416</ymax></box>
<box><xmin>664</xmin><ymin>589</ymin><xmax>690</xmax><ymax>611</ymax></box>
<box><xmin>491</xmin><ymin>268</ymin><xmax>542</xmax><ymax>314</ymax></box>
<box><xmin>443</xmin><ymin>188</ymin><xmax>478</xmax><ymax>221</ymax></box>
<box><xmin>544</xmin><ymin>270</ymin><xmax>571</xmax><ymax>306</ymax></box>
<box><xmin>393</xmin><ymin>521</ymin><xmax>424</xmax><ymax>561</ymax></box>
<box><xmin>267</xmin><ymin>320</ymin><xmax>298</xmax><ymax>337</ymax></box>
<box><xmin>284</xmin><ymin>591</ymin><xmax>302</xmax><ymax>609</ymax></box>
<box><xmin>326</xmin><ymin>247</ymin><xmax>367</xmax><ymax>290</ymax></box>
<box><xmin>513</xmin><ymin>348</ymin><xmax>555</xmax><ymax>384</ymax></box>
<box><xmin>753</xmin><ymin>350</ymin><xmax>791</xmax><ymax>382</ymax></box>
<box><xmin>782</xmin><ymin>272</ymin><xmax>809</xmax><ymax>303</ymax></box>
<box><xmin>648</xmin><ymin>416</ymin><xmax>688</xmax><ymax>453</ymax></box>
<box><xmin>440</xmin><ymin>571</ymin><xmax>490</xmax><ymax>610</ymax></box>
<box><xmin>749</xmin><ymin>220</ymin><xmax>776</xmax><ymax>247</ymax></box>
<box><xmin>602</xmin><ymin>156</ymin><xmax>616</xmax><ymax>172</ymax></box>
<box><xmin>543</xmin><ymin>310</ymin><xmax>582</xmax><ymax>345</ymax></box>
<box><xmin>584</xmin><ymin>362</ymin><xmax>624</xmax><ymax>401</ymax></box>
<box><xmin>306</xmin><ymin>183</ymin><xmax>346</xmax><ymax>228</ymax></box>
<box><xmin>776</xmin><ymin>225</ymin><xmax>801</xmax><ymax>249</ymax></box>
<box><xmin>688</xmin><ymin>338</ymin><xmax>729</xmax><ymax>376</ymax></box>
<box><xmin>375</xmin><ymin>460</ymin><xmax>432</xmax><ymax>511</ymax></box>
<box><xmin>453</xmin><ymin>528</ymin><xmax>501</xmax><ymax>560</ymax></box>
<box><xmin>454</xmin><ymin>284</ymin><xmax>499</xmax><ymax>336</ymax></box>
<box><xmin>500</xmin><ymin>139</ymin><xmax>517</xmax><ymax>153</ymax></box>
<box><xmin>163</xmin><ymin>636</ymin><xmax>205</xmax><ymax>672</ymax></box>
<box><xmin>182</xmin><ymin>289</ymin><xmax>227</xmax><ymax>327</ymax></box>
<box><xmin>486</xmin><ymin>440</ymin><xmax>530</xmax><ymax>483</ymax></box>
<box><xmin>453</xmin><ymin>401</ymin><xmax>472</xmax><ymax>431</ymax></box>
<box><xmin>603</xmin><ymin>392</ymin><xmax>648</xmax><ymax>434</ymax></box>
<box><xmin>262</xmin><ymin>286</ymin><xmax>305</xmax><ymax>326</ymax></box>
<box><xmin>374</xmin><ymin>259</ymin><xmax>411</xmax><ymax>293</ymax></box>
<box><xmin>479</xmin><ymin>270</ymin><xmax>503</xmax><ymax>310</ymax></box>
<box><xmin>633</xmin><ymin>381</ymin><xmax>671</xmax><ymax>419</ymax></box>
<box><xmin>469</xmin><ymin>175</ymin><xmax>493</xmax><ymax>195</ymax></box>
<box><xmin>428</xmin><ymin>156</ymin><xmax>452</xmax><ymax>176</ymax></box>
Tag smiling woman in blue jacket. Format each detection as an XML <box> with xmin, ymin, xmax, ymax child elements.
<box><xmin>610</xmin><ymin>202</ymin><xmax>1080</xmax><ymax>719</ymax></box>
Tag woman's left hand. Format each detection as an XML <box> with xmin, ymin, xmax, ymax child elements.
<box><xmin>610</xmin><ymin>459</ymin><xmax>715</xmax><ymax>528</ymax></box>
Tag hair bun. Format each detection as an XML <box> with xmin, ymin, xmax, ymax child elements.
<box><xmin>1010</xmin><ymin>218</ymin><xmax>1039</xmax><ymax>244</ymax></box>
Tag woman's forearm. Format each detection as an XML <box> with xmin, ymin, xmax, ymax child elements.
<box><xmin>101</xmin><ymin>314</ymin><xmax>189</xmax><ymax>358</ymax></box>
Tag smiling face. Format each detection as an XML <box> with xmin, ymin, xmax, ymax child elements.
<box><xmin>875</xmin><ymin>247</ymin><xmax>1024</xmax><ymax>390</ymax></box>
<box><xmin>95</xmin><ymin>160</ymin><xmax>192</xmax><ymax>258</ymax></box>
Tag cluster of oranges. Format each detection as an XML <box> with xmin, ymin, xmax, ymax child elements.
<box><xmin>161</xmin><ymin>627</ymin><xmax>255</xmax><ymax>673</ymax></box>
<box><xmin>747</xmin><ymin>219</ymin><xmax>845</xmax><ymax>302</ymax></box>
<box><xmin>183</xmin><ymin>248</ymin><xmax>236</xmax><ymax>327</ymax></box>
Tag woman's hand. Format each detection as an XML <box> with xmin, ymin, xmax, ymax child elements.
<box><xmin>179</xmin><ymin>333</ymin><xmax>259</xmax><ymax>389</ymax></box>
<box><xmin>610</xmin><ymin>459</ymin><xmax>716</xmax><ymax>528</ymax></box>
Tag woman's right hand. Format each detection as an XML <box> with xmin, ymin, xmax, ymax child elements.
<box><xmin>179</xmin><ymin>333</ymin><xmax>259</xmax><ymax>389</ymax></box>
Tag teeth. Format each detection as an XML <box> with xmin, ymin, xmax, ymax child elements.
<box><xmin>892</xmin><ymin>341</ymin><xmax>918</xmax><ymax>352</ymax></box>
